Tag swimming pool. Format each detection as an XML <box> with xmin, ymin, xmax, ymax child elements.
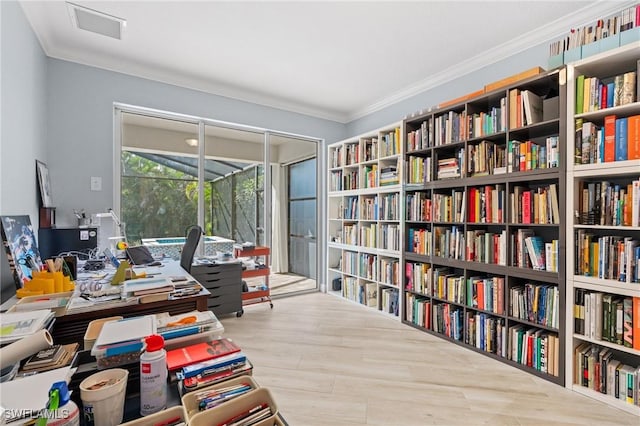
<box><xmin>142</xmin><ymin>235</ymin><xmax>235</xmax><ymax>258</ymax></box>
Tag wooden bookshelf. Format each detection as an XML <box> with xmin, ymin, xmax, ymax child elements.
<box><xmin>402</xmin><ymin>69</ymin><xmax>566</xmax><ymax>385</ymax></box>
<box><xmin>326</xmin><ymin>122</ymin><xmax>403</xmax><ymax>318</ymax></box>
<box><xmin>565</xmin><ymin>43</ymin><xmax>640</xmax><ymax>416</ymax></box>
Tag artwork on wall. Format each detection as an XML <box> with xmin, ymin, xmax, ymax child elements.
<box><xmin>36</xmin><ymin>160</ymin><xmax>53</xmax><ymax>208</ymax></box>
<box><xmin>0</xmin><ymin>215</ymin><xmax>43</xmax><ymax>287</ymax></box>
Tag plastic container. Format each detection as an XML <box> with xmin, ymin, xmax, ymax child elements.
<box><xmin>188</xmin><ymin>387</ymin><xmax>277</xmax><ymax>426</ymax></box>
<box><xmin>92</xmin><ymin>344</ymin><xmax>143</xmax><ymax>370</ymax></box>
<box><xmin>181</xmin><ymin>375</ymin><xmax>258</xmax><ymax>420</ymax></box>
<box><xmin>139</xmin><ymin>334</ymin><xmax>167</xmax><ymax>416</ymax></box>
<box><xmin>83</xmin><ymin>316</ymin><xmax>123</xmax><ymax>350</ymax></box>
<box><xmin>79</xmin><ymin>368</ymin><xmax>128</xmax><ymax>426</ymax></box>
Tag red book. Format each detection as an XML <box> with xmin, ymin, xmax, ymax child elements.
<box><xmin>628</xmin><ymin>115</ymin><xmax>640</xmax><ymax>160</ymax></box>
<box><xmin>600</xmin><ymin>84</ymin><xmax>608</xmax><ymax>110</ymax></box>
<box><xmin>522</xmin><ymin>191</ymin><xmax>532</xmax><ymax>224</ymax></box>
<box><xmin>166</xmin><ymin>338</ymin><xmax>241</xmax><ymax>371</ymax></box>
<box><xmin>604</xmin><ymin>115</ymin><xmax>616</xmax><ymax>162</ymax></box>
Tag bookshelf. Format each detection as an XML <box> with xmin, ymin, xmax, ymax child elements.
<box><xmin>402</xmin><ymin>69</ymin><xmax>566</xmax><ymax>385</ymax></box>
<box><xmin>327</xmin><ymin>123</ymin><xmax>403</xmax><ymax>318</ymax></box>
<box><xmin>565</xmin><ymin>42</ymin><xmax>640</xmax><ymax>416</ymax></box>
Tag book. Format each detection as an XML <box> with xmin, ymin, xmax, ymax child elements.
<box><xmin>23</xmin><ymin>345</ymin><xmax>64</xmax><ymax>368</ymax></box>
<box><xmin>604</xmin><ymin>115</ymin><xmax>616</xmax><ymax>162</ymax></box>
<box><xmin>166</xmin><ymin>338</ymin><xmax>241</xmax><ymax>371</ymax></box>
<box><xmin>522</xmin><ymin>90</ymin><xmax>543</xmax><ymax>125</ymax></box>
<box><xmin>20</xmin><ymin>343</ymin><xmax>78</xmax><ymax>373</ymax></box>
<box><xmin>634</xmin><ymin>297</ymin><xmax>640</xmax><ymax>350</ymax></box>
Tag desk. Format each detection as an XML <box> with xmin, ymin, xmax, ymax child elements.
<box><xmin>53</xmin><ymin>260</ymin><xmax>209</xmax><ymax>345</ymax></box>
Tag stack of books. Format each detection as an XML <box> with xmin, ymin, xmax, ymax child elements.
<box><xmin>18</xmin><ymin>343</ymin><xmax>79</xmax><ymax>375</ymax></box>
<box><xmin>167</xmin><ymin>338</ymin><xmax>253</xmax><ymax>395</ymax></box>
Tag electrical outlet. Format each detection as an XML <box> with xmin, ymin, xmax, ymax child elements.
<box><xmin>90</xmin><ymin>176</ymin><xmax>102</xmax><ymax>191</ymax></box>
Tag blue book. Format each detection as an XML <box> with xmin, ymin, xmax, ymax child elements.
<box><xmin>607</xmin><ymin>82</ymin><xmax>615</xmax><ymax>108</ymax></box>
<box><xmin>178</xmin><ymin>351</ymin><xmax>247</xmax><ymax>379</ymax></box>
<box><xmin>616</xmin><ymin>117</ymin><xmax>628</xmax><ymax>161</ymax></box>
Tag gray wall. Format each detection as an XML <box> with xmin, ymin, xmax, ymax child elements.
<box><xmin>0</xmin><ymin>1</ymin><xmax>48</xmax><ymax>298</ymax></box>
<box><xmin>345</xmin><ymin>42</ymin><xmax>550</xmax><ymax>136</ymax></box>
<box><xmin>46</xmin><ymin>59</ymin><xmax>346</xmax><ymax>227</ymax></box>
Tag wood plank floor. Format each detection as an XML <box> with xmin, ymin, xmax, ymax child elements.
<box><xmin>219</xmin><ymin>292</ymin><xmax>639</xmax><ymax>425</ymax></box>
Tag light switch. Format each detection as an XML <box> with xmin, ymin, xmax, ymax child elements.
<box><xmin>90</xmin><ymin>176</ymin><xmax>102</xmax><ymax>191</ymax></box>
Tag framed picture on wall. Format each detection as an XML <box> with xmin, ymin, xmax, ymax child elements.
<box><xmin>36</xmin><ymin>160</ymin><xmax>53</xmax><ymax>208</ymax></box>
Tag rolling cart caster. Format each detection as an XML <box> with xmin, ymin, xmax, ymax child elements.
<box><xmin>236</xmin><ymin>309</ymin><xmax>244</xmax><ymax>317</ymax></box>
<box><xmin>269</xmin><ymin>302</ymin><xmax>273</xmax><ymax>309</ymax></box>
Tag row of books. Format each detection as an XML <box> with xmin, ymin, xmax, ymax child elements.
<box><xmin>468</xmin><ymin>101</ymin><xmax>507</xmax><ymax>139</ymax></box>
<box><xmin>407</xmin><ymin>119</ymin><xmax>431</xmax><ymax>152</ymax></box>
<box><xmin>575</xmin><ymin>116</ymin><xmax>640</xmax><ymax>165</ymax></box>
<box><xmin>406</xmin><ymin>191</ymin><xmax>431</xmax><ymax>222</ymax></box>
<box><xmin>407</xmin><ymin>155</ymin><xmax>432</xmax><ymax>184</ymax></box>
<box><xmin>550</xmin><ymin>4</ymin><xmax>640</xmax><ymax>53</ymax></box>
<box><xmin>466</xmin><ymin>140</ymin><xmax>507</xmax><ymax>177</ymax></box>
<box><xmin>510</xmin><ymin>183</ymin><xmax>560</xmax><ymax>225</ymax></box>
<box><xmin>577</xmin><ymin>178</ymin><xmax>640</xmax><ymax>227</ymax></box>
<box><xmin>507</xmin><ymin>137</ymin><xmax>559</xmax><ymax>172</ymax></box>
<box><xmin>434</xmin><ymin>225</ymin><xmax>465</xmax><ymax>260</ymax></box>
<box><xmin>404</xmin><ymin>261</ymin><xmax>431</xmax><ymax>295</ymax></box>
<box><xmin>359</xmin><ymin>223</ymin><xmax>377</xmax><ymax>249</ymax></box>
<box><xmin>509</xmin><ymin>325</ymin><xmax>560</xmax><ymax>377</ymax></box>
<box><xmin>509</xmin><ymin>89</ymin><xmax>545</xmax><ymax>129</ymax></box>
<box><xmin>342</xmin><ymin>196</ymin><xmax>358</xmax><ymax>220</ymax></box>
<box><xmin>362</xmin><ymin>165</ymin><xmax>378</xmax><ymax>188</ymax></box>
<box><xmin>379</xmin><ymin>224</ymin><xmax>401</xmax><ymax>251</ymax></box>
<box><xmin>574</xmin><ymin>289</ymin><xmax>640</xmax><ymax>350</ymax></box>
<box><xmin>379</xmin><ymin>164</ymin><xmax>400</xmax><ymax>186</ymax></box>
<box><xmin>512</xmin><ymin>229</ymin><xmax>557</xmax><ymax>272</ymax></box>
<box><xmin>433</xmin><ymin>189</ymin><xmax>465</xmax><ymax>223</ymax></box>
<box><xmin>343</xmin><ymin>224</ymin><xmax>357</xmax><ymax>245</ymax></box>
<box><xmin>435</xmin><ymin>110</ymin><xmax>466</xmax><ymax>146</ymax></box>
<box><xmin>380</xmin><ymin>129</ymin><xmax>401</xmax><ymax>157</ymax></box>
<box><xmin>432</xmin><ymin>269</ymin><xmax>465</xmax><ymax>304</ymax></box>
<box><xmin>381</xmin><ymin>287</ymin><xmax>400</xmax><ymax>316</ymax></box>
<box><xmin>362</xmin><ymin>137</ymin><xmax>378</xmax><ymax>162</ymax></box>
<box><xmin>359</xmin><ymin>253</ymin><xmax>377</xmax><ymax>281</ymax></box>
<box><xmin>379</xmin><ymin>258</ymin><xmax>400</xmax><ymax>286</ymax></box>
<box><xmin>341</xmin><ymin>251</ymin><xmax>358</xmax><ymax>276</ymax></box>
<box><xmin>575</xmin><ymin>231</ymin><xmax>640</xmax><ymax>283</ymax></box>
<box><xmin>465</xmin><ymin>229</ymin><xmax>508</xmax><ymax>266</ymax></box>
<box><xmin>343</xmin><ymin>223</ymin><xmax>401</xmax><ymax>251</ymax></box>
<box><xmin>468</xmin><ymin>185</ymin><xmax>504</xmax><ymax>224</ymax></box>
<box><xmin>404</xmin><ymin>297</ymin><xmax>561</xmax><ymax>376</ymax></box>
<box><xmin>341</xmin><ymin>170</ymin><xmax>358</xmax><ymax>191</ymax></box>
<box><xmin>509</xmin><ymin>284</ymin><xmax>559</xmax><ymax>329</ymax></box>
<box><xmin>329</xmin><ymin>170</ymin><xmax>342</xmax><ymax>191</ymax></box>
<box><xmin>576</xmin><ymin>72</ymin><xmax>637</xmax><ymax>115</ymax></box>
<box><xmin>343</xmin><ymin>279</ymin><xmax>377</xmax><ymax>308</ymax></box>
<box><xmin>360</xmin><ymin>193</ymin><xmax>400</xmax><ymax>221</ymax></box>
<box><xmin>467</xmin><ymin>276</ymin><xmax>505</xmax><ymax>315</ymax></box>
<box><xmin>407</xmin><ymin>227</ymin><xmax>432</xmax><ymax>256</ymax></box>
<box><xmin>574</xmin><ymin>343</ymin><xmax>640</xmax><ymax>407</ymax></box>
<box><xmin>343</xmin><ymin>142</ymin><xmax>359</xmax><ymax>166</ymax></box>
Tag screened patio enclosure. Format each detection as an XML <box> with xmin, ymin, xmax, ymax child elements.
<box><xmin>118</xmin><ymin>109</ymin><xmax>320</xmax><ymax>296</ymax></box>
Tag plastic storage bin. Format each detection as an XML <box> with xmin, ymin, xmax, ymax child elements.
<box><xmin>188</xmin><ymin>387</ymin><xmax>278</xmax><ymax>426</ymax></box>
<box><xmin>84</xmin><ymin>316</ymin><xmax>123</xmax><ymax>350</ymax></box>
<box><xmin>182</xmin><ymin>375</ymin><xmax>259</xmax><ymax>420</ymax></box>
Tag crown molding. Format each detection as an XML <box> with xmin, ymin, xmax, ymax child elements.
<box><xmin>346</xmin><ymin>0</ymin><xmax>636</xmax><ymax>122</ymax></box>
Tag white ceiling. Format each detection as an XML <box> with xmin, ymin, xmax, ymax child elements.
<box><xmin>20</xmin><ymin>1</ymin><xmax>624</xmax><ymax>123</ymax></box>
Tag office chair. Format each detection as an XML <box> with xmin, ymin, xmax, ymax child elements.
<box><xmin>180</xmin><ymin>225</ymin><xmax>203</xmax><ymax>273</ymax></box>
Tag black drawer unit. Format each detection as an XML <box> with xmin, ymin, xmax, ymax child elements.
<box><xmin>191</xmin><ymin>262</ymin><xmax>243</xmax><ymax>317</ymax></box>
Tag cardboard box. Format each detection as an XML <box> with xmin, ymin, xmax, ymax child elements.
<box><xmin>182</xmin><ymin>375</ymin><xmax>258</xmax><ymax>420</ymax></box>
<box><xmin>189</xmin><ymin>387</ymin><xmax>278</xmax><ymax>426</ymax></box>
<box><xmin>484</xmin><ymin>66</ymin><xmax>545</xmax><ymax>93</ymax></box>
<box><xmin>438</xmin><ymin>88</ymin><xmax>485</xmax><ymax>109</ymax></box>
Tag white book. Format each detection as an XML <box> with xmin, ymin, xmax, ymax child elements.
<box><xmin>522</xmin><ymin>90</ymin><xmax>543</xmax><ymax>125</ymax></box>
<box><xmin>92</xmin><ymin>315</ymin><xmax>156</xmax><ymax>350</ymax></box>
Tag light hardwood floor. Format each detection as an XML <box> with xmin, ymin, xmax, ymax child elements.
<box><xmin>219</xmin><ymin>292</ymin><xmax>638</xmax><ymax>425</ymax></box>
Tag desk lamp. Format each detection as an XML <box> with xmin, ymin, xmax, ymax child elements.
<box><xmin>96</xmin><ymin>209</ymin><xmax>127</xmax><ymax>254</ymax></box>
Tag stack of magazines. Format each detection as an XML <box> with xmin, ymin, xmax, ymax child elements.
<box><xmin>0</xmin><ymin>310</ymin><xmax>54</xmax><ymax>345</ymax></box>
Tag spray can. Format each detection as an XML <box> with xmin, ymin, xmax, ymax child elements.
<box><xmin>139</xmin><ymin>334</ymin><xmax>167</xmax><ymax>416</ymax></box>
<box><xmin>38</xmin><ymin>381</ymin><xmax>80</xmax><ymax>426</ymax></box>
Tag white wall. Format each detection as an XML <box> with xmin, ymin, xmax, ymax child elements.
<box><xmin>46</xmin><ymin>59</ymin><xmax>345</xmax><ymax>227</ymax></box>
<box><xmin>345</xmin><ymin>42</ymin><xmax>550</xmax><ymax>136</ymax></box>
<box><xmin>0</xmin><ymin>1</ymin><xmax>48</xmax><ymax>297</ymax></box>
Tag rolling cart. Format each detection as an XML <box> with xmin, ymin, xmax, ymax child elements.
<box><xmin>234</xmin><ymin>245</ymin><xmax>272</xmax><ymax>313</ymax></box>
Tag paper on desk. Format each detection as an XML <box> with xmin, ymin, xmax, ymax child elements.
<box><xmin>123</xmin><ymin>277</ymin><xmax>173</xmax><ymax>294</ymax></box>
<box><xmin>0</xmin><ymin>366</ymin><xmax>76</xmax><ymax>423</ymax></box>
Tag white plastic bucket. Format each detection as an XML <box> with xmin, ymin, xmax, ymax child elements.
<box><xmin>79</xmin><ymin>368</ymin><xmax>128</xmax><ymax>426</ymax></box>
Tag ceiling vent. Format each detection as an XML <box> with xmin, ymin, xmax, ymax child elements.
<box><xmin>66</xmin><ymin>2</ymin><xmax>126</xmax><ymax>40</ymax></box>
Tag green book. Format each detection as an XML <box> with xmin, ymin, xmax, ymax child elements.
<box><xmin>576</xmin><ymin>75</ymin><xmax>585</xmax><ymax>114</ymax></box>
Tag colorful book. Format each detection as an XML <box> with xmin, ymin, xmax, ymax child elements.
<box><xmin>604</xmin><ymin>115</ymin><xmax>616</xmax><ymax>162</ymax></box>
<box><xmin>615</xmin><ymin>117</ymin><xmax>628</xmax><ymax>161</ymax></box>
<box><xmin>166</xmin><ymin>338</ymin><xmax>241</xmax><ymax>371</ymax></box>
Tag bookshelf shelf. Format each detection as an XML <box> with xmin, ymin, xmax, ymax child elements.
<box><xmin>571</xmin><ymin>386</ymin><xmax>640</xmax><ymax>417</ymax></box>
<box><xmin>573</xmin><ymin>334</ymin><xmax>640</xmax><ymax>356</ymax></box>
<box><xmin>326</xmin><ymin>122</ymin><xmax>403</xmax><ymax>318</ymax></box>
<box><xmin>401</xmin><ymin>69</ymin><xmax>566</xmax><ymax>386</ymax></box>
<box><xmin>565</xmin><ymin>43</ymin><xmax>640</xmax><ymax>414</ymax></box>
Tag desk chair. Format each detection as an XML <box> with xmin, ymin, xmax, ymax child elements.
<box><xmin>180</xmin><ymin>225</ymin><xmax>203</xmax><ymax>273</ymax></box>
